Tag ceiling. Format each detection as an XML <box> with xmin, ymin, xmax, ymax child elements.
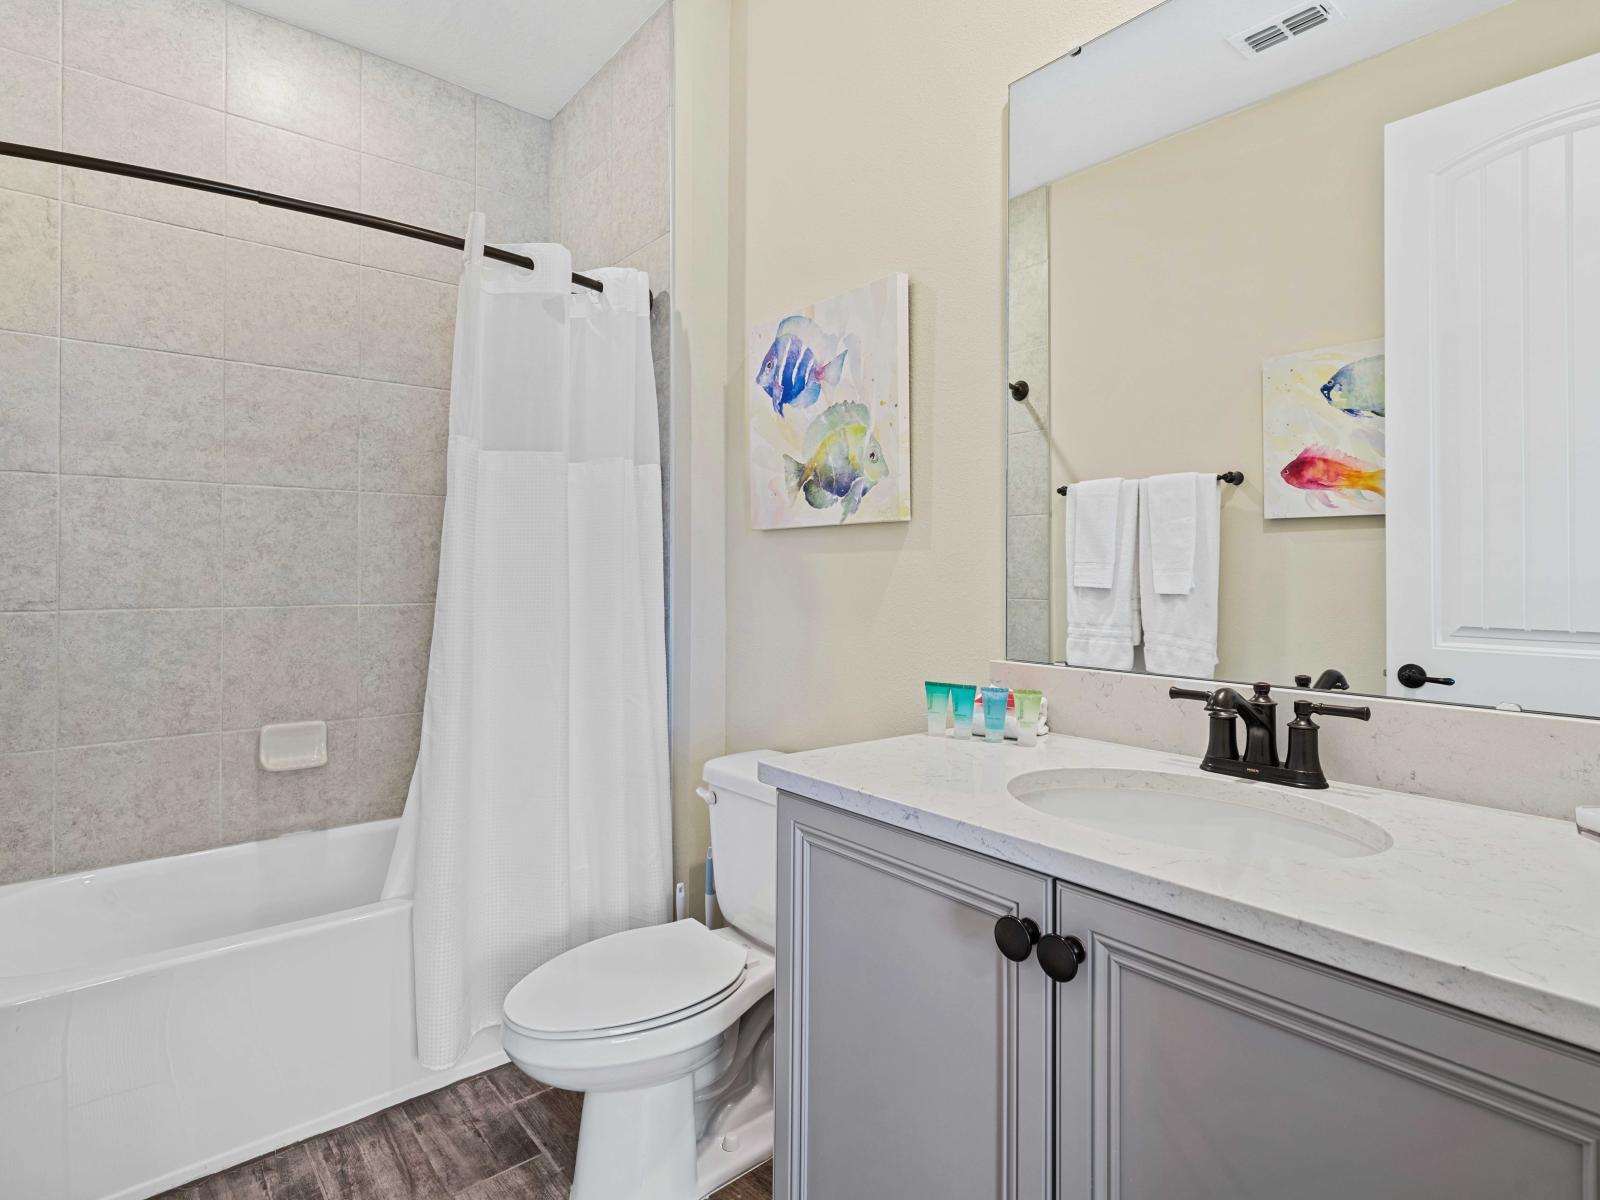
<box><xmin>1009</xmin><ymin>0</ymin><xmax>1512</xmax><ymax>195</ymax></box>
<box><xmin>237</xmin><ymin>0</ymin><xmax>665</xmax><ymax>118</ymax></box>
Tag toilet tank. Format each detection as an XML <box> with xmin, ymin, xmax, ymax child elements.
<box><xmin>701</xmin><ymin>751</ymin><xmax>780</xmax><ymax>949</ymax></box>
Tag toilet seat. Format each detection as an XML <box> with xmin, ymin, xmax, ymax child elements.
<box><xmin>504</xmin><ymin>919</ymin><xmax>749</xmax><ymax>1041</ymax></box>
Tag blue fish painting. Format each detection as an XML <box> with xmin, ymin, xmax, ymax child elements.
<box><xmin>1321</xmin><ymin>354</ymin><xmax>1385</xmax><ymax>418</ymax></box>
<box><xmin>756</xmin><ymin>315</ymin><xmax>847</xmax><ymax>415</ymax></box>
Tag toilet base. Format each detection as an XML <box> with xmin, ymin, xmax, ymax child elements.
<box><xmin>573</xmin><ymin>1077</ymin><xmax>698</xmax><ymax>1200</ymax></box>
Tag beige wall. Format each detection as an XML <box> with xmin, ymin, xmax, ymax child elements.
<box><xmin>709</xmin><ymin>0</ymin><xmax>1147</xmax><ymax>763</ymax></box>
<box><xmin>1046</xmin><ymin>0</ymin><xmax>1600</xmax><ymax>692</ymax></box>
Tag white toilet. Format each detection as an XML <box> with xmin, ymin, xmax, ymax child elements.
<box><xmin>502</xmin><ymin>751</ymin><xmax>778</xmax><ymax>1200</ymax></box>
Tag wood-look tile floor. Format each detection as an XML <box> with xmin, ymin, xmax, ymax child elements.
<box><xmin>157</xmin><ymin>1064</ymin><xmax>772</xmax><ymax>1200</ymax></box>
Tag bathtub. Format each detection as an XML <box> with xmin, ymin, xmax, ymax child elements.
<box><xmin>0</xmin><ymin>820</ymin><xmax>505</xmax><ymax>1200</ymax></box>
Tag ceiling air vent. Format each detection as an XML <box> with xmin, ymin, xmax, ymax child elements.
<box><xmin>1228</xmin><ymin>3</ymin><xmax>1342</xmax><ymax>58</ymax></box>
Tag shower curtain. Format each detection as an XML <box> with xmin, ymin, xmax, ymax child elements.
<box><xmin>383</xmin><ymin>215</ymin><xmax>672</xmax><ymax>1069</ymax></box>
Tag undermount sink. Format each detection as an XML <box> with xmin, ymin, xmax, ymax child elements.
<box><xmin>1008</xmin><ymin>768</ymin><xmax>1392</xmax><ymax>861</ymax></box>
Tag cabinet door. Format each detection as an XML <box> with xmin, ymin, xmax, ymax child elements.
<box><xmin>1055</xmin><ymin>882</ymin><xmax>1600</xmax><ymax>1200</ymax></box>
<box><xmin>776</xmin><ymin>793</ymin><xmax>1053</xmax><ymax>1200</ymax></box>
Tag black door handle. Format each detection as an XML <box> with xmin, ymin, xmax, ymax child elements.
<box><xmin>1396</xmin><ymin>663</ymin><xmax>1455</xmax><ymax>689</ymax></box>
<box><xmin>994</xmin><ymin>915</ymin><xmax>1040</xmax><ymax>962</ymax></box>
<box><xmin>1038</xmin><ymin>934</ymin><xmax>1086</xmax><ymax>983</ymax></box>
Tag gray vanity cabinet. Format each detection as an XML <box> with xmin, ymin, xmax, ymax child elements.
<box><xmin>1054</xmin><ymin>883</ymin><xmax>1600</xmax><ymax>1200</ymax></box>
<box><xmin>775</xmin><ymin>794</ymin><xmax>1054</xmax><ymax>1200</ymax></box>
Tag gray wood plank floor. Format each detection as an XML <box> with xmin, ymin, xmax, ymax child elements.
<box><xmin>157</xmin><ymin>1065</ymin><xmax>772</xmax><ymax>1200</ymax></box>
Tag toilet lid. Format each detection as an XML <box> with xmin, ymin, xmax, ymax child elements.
<box><xmin>504</xmin><ymin>919</ymin><xmax>749</xmax><ymax>1037</ymax></box>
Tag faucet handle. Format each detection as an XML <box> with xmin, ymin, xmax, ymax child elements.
<box><xmin>1251</xmin><ymin>681</ymin><xmax>1274</xmax><ymax>700</ymax></box>
<box><xmin>1296</xmin><ymin>699</ymin><xmax>1371</xmax><ymax>721</ymax></box>
<box><xmin>1169</xmin><ymin>686</ymin><xmax>1214</xmax><ymax>703</ymax></box>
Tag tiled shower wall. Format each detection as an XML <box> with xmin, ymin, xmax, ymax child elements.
<box><xmin>1006</xmin><ymin>188</ymin><xmax>1051</xmax><ymax>662</ymax></box>
<box><xmin>0</xmin><ymin>0</ymin><xmax>672</xmax><ymax>884</ymax></box>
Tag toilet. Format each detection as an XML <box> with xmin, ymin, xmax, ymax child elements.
<box><xmin>502</xmin><ymin>751</ymin><xmax>779</xmax><ymax>1200</ymax></box>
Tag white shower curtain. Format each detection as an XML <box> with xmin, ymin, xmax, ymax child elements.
<box><xmin>383</xmin><ymin>215</ymin><xmax>672</xmax><ymax>1069</ymax></box>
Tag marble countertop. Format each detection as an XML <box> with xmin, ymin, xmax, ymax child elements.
<box><xmin>760</xmin><ymin>732</ymin><xmax>1600</xmax><ymax>1055</ymax></box>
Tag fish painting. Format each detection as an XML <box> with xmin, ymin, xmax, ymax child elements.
<box><xmin>1280</xmin><ymin>446</ymin><xmax>1385</xmax><ymax>504</ymax></box>
<box><xmin>756</xmin><ymin>315</ymin><xmax>847</xmax><ymax>415</ymax></box>
<box><xmin>783</xmin><ymin>402</ymin><xmax>888</xmax><ymax>521</ymax></box>
<box><xmin>1320</xmin><ymin>355</ymin><xmax>1385</xmax><ymax>418</ymax></box>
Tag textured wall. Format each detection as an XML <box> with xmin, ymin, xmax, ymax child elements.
<box><xmin>0</xmin><ymin>0</ymin><xmax>668</xmax><ymax>884</ymax></box>
<box><xmin>718</xmin><ymin>0</ymin><xmax>1151</xmax><ymax>760</ymax></box>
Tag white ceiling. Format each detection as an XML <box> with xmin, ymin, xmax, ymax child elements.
<box><xmin>1009</xmin><ymin>0</ymin><xmax>1513</xmax><ymax>195</ymax></box>
<box><xmin>237</xmin><ymin>0</ymin><xmax>666</xmax><ymax>118</ymax></box>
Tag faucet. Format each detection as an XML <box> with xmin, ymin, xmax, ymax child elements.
<box><xmin>1169</xmin><ymin>681</ymin><xmax>1370</xmax><ymax>789</ymax></box>
<box><xmin>1294</xmin><ymin>669</ymin><xmax>1351</xmax><ymax>691</ymax></box>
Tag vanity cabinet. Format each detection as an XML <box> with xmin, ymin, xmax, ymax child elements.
<box><xmin>775</xmin><ymin>793</ymin><xmax>1054</xmax><ymax>1199</ymax></box>
<box><xmin>776</xmin><ymin>792</ymin><xmax>1600</xmax><ymax>1200</ymax></box>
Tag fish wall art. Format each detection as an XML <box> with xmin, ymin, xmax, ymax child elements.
<box><xmin>1262</xmin><ymin>338</ymin><xmax>1386</xmax><ymax>519</ymax></box>
<box><xmin>748</xmin><ymin>274</ymin><xmax>911</xmax><ymax>528</ymax></box>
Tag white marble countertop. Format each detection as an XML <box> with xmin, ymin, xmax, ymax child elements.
<box><xmin>759</xmin><ymin>732</ymin><xmax>1600</xmax><ymax>1055</ymax></box>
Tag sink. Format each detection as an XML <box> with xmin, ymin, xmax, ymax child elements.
<box><xmin>1008</xmin><ymin>768</ymin><xmax>1391</xmax><ymax>861</ymax></box>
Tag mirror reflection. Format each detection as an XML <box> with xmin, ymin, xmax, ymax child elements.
<box><xmin>1005</xmin><ymin>0</ymin><xmax>1600</xmax><ymax>717</ymax></box>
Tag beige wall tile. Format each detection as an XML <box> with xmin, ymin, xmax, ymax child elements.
<box><xmin>1007</xmin><ymin>601</ymin><xmax>1050</xmax><ymax>665</ymax></box>
<box><xmin>0</xmin><ymin>191</ymin><xmax>59</xmax><ymax>336</ymax></box>
<box><xmin>358</xmin><ymin>268</ymin><xmax>454</xmax><ymax>388</ymax></box>
<box><xmin>224</xmin><ymin>115</ymin><xmax>362</xmax><ymax>261</ymax></box>
<box><xmin>0</xmin><ymin>48</ymin><xmax>61</xmax><ymax>197</ymax></box>
<box><xmin>60</xmin><ymin>340</ymin><xmax>223</xmax><ymax>480</ymax></box>
<box><xmin>610</xmin><ymin>6</ymin><xmax>673</xmax><ymax>132</ymax></box>
<box><xmin>0</xmin><ymin>470</ymin><xmax>57</xmax><ymax>610</ymax></box>
<box><xmin>0</xmin><ymin>613</ymin><xmax>56</xmax><ymax>753</ymax></box>
<box><xmin>357</xmin><ymin>712</ymin><xmax>420</xmax><ymax>818</ymax></box>
<box><xmin>220</xmin><ymin>605</ymin><xmax>358</xmax><ymax>729</ymax></box>
<box><xmin>0</xmin><ymin>0</ymin><xmax>60</xmax><ymax>60</ymax></box>
<box><xmin>221</xmin><ymin>485</ymin><xmax>357</xmax><ymax>606</ymax></box>
<box><xmin>62</xmin><ymin>69</ymin><xmax>226</xmax><ymax>231</ymax></box>
<box><xmin>0</xmin><ymin>332</ymin><xmax>59</xmax><ymax>473</ymax></box>
<box><xmin>225</xmin><ymin>4</ymin><xmax>359</xmax><ymax>147</ymax></box>
<box><xmin>611</xmin><ymin>108</ymin><xmax>669</xmax><ymax>262</ymax></box>
<box><xmin>63</xmin><ymin>0</ymin><xmax>224</xmax><ymax>108</ymax></box>
<box><xmin>551</xmin><ymin>69</ymin><xmax>608</xmax><ymax>184</ymax></box>
<box><xmin>1006</xmin><ymin>514</ymin><xmax>1049</xmax><ymax>602</ymax></box>
<box><xmin>360</xmin><ymin>54</ymin><xmax>474</xmax><ymax>182</ymax></box>
<box><xmin>223</xmin><ymin>362</ymin><xmax>360</xmax><ymax>489</ymax></box>
<box><xmin>475</xmin><ymin>96</ymin><xmax>549</xmax><ymax>199</ymax></box>
<box><xmin>359</xmin><ymin>492</ymin><xmax>442</xmax><ymax>604</ymax></box>
<box><xmin>58</xmin><ymin>608</ymin><xmax>219</xmax><ymax>745</ymax></box>
<box><xmin>359</xmin><ymin>154</ymin><xmax>473</xmax><ymax>282</ymax></box>
<box><xmin>475</xmin><ymin>187</ymin><xmax>548</xmax><ymax>246</ymax></box>
<box><xmin>0</xmin><ymin>751</ymin><xmax>54</xmax><ymax>883</ymax></box>
<box><xmin>61</xmin><ymin>206</ymin><xmax>223</xmax><ymax>354</ymax></box>
<box><xmin>223</xmin><ymin>239</ymin><xmax>361</xmax><ymax>375</ymax></box>
<box><xmin>358</xmin><ymin>603</ymin><xmax>432</xmax><ymax>717</ymax></box>
<box><xmin>59</xmin><ymin>476</ymin><xmax>221</xmax><ymax>609</ymax></box>
<box><xmin>56</xmin><ymin>733</ymin><xmax>219</xmax><ymax>871</ymax></box>
<box><xmin>358</xmin><ymin>379</ymin><xmax>447</xmax><ymax>495</ymax></box>
<box><xmin>1006</xmin><ymin>430</ymin><xmax>1049</xmax><ymax>517</ymax></box>
<box><xmin>218</xmin><ymin>719</ymin><xmax>359</xmax><ymax>842</ymax></box>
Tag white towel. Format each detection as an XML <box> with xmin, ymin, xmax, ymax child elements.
<box><xmin>1065</xmin><ymin>479</ymin><xmax>1140</xmax><ymax>669</ymax></box>
<box><xmin>1070</xmin><ymin>477</ymin><xmax>1124</xmax><ymax>589</ymax></box>
<box><xmin>1144</xmin><ymin>472</ymin><xmax>1201</xmax><ymax>595</ymax></box>
<box><xmin>1138</xmin><ymin>474</ymin><xmax>1220</xmax><ymax>677</ymax></box>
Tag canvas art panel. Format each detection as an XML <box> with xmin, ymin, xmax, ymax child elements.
<box><xmin>747</xmin><ymin>273</ymin><xmax>911</xmax><ymax>529</ymax></box>
<box><xmin>1262</xmin><ymin>338</ymin><xmax>1386</xmax><ymax>520</ymax></box>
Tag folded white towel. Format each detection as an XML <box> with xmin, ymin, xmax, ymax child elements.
<box><xmin>1065</xmin><ymin>479</ymin><xmax>1140</xmax><ymax>669</ymax></box>
<box><xmin>1138</xmin><ymin>474</ymin><xmax>1220</xmax><ymax>677</ymax></box>
<box><xmin>1070</xmin><ymin>477</ymin><xmax>1124</xmax><ymax>589</ymax></box>
<box><xmin>1145</xmin><ymin>472</ymin><xmax>1201</xmax><ymax>595</ymax></box>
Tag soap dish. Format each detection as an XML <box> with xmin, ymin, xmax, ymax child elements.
<box><xmin>259</xmin><ymin>721</ymin><xmax>329</xmax><ymax>772</ymax></box>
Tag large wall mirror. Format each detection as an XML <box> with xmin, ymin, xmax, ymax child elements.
<box><xmin>1005</xmin><ymin>0</ymin><xmax>1600</xmax><ymax>718</ymax></box>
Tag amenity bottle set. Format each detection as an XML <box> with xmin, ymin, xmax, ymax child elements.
<box><xmin>925</xmin><ymin>682</ymin><xmax>1045</xmax><ymax>745</ymax></box>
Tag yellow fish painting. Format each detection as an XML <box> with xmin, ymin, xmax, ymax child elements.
<box><xmin>783</xmin><ymin>402</ymin><xmax>888</xmax><ymax>522</ymax></box>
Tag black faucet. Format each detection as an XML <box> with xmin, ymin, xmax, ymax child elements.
<box><xmin>1294</xmin><ymin>669</ymin><xmax>1351</xmax><ymax>691</ymax></box>
<box><xmin>1169</xmin><ymin>681</ymin><xmax>1370</xmax><ymax>789</ymax></box>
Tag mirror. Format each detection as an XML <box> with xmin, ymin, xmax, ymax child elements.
<box><xmin>1005</xmin><ymin>0</ymin><xmax>1600</xmax><ymax>718</ymax></box>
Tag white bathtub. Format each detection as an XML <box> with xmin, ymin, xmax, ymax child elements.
<box><xmin>0</xmin><ymin>820</ymin><xmax>505</xmax><ymax>1200</ymax></box>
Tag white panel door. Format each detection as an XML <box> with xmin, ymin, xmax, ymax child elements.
<box><xmin>1387</xmin><ymin>51</ymin><xmax>1600</xmax><ymax>713</ymax></box>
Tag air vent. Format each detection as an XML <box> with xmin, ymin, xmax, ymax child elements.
<box><xmin>1228</xmin><ymin>3</ymin><xmax>1342</xmax><ymax>58</ymax></box>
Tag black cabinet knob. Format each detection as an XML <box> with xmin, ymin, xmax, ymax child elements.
<box><xmin>1396</xmin><ymin>663</ymin><xmax>1455</xmax><ymax>689</ymax></box>
<box><xmin>993</xmin><ymin>915</ymin><xmax>1040</xmax><ymax>962</ymax></box>
<box><xmin>1037</xmin><ymin>934</ymin><xmax>1086</xmax><ymax>983</ymax></box>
